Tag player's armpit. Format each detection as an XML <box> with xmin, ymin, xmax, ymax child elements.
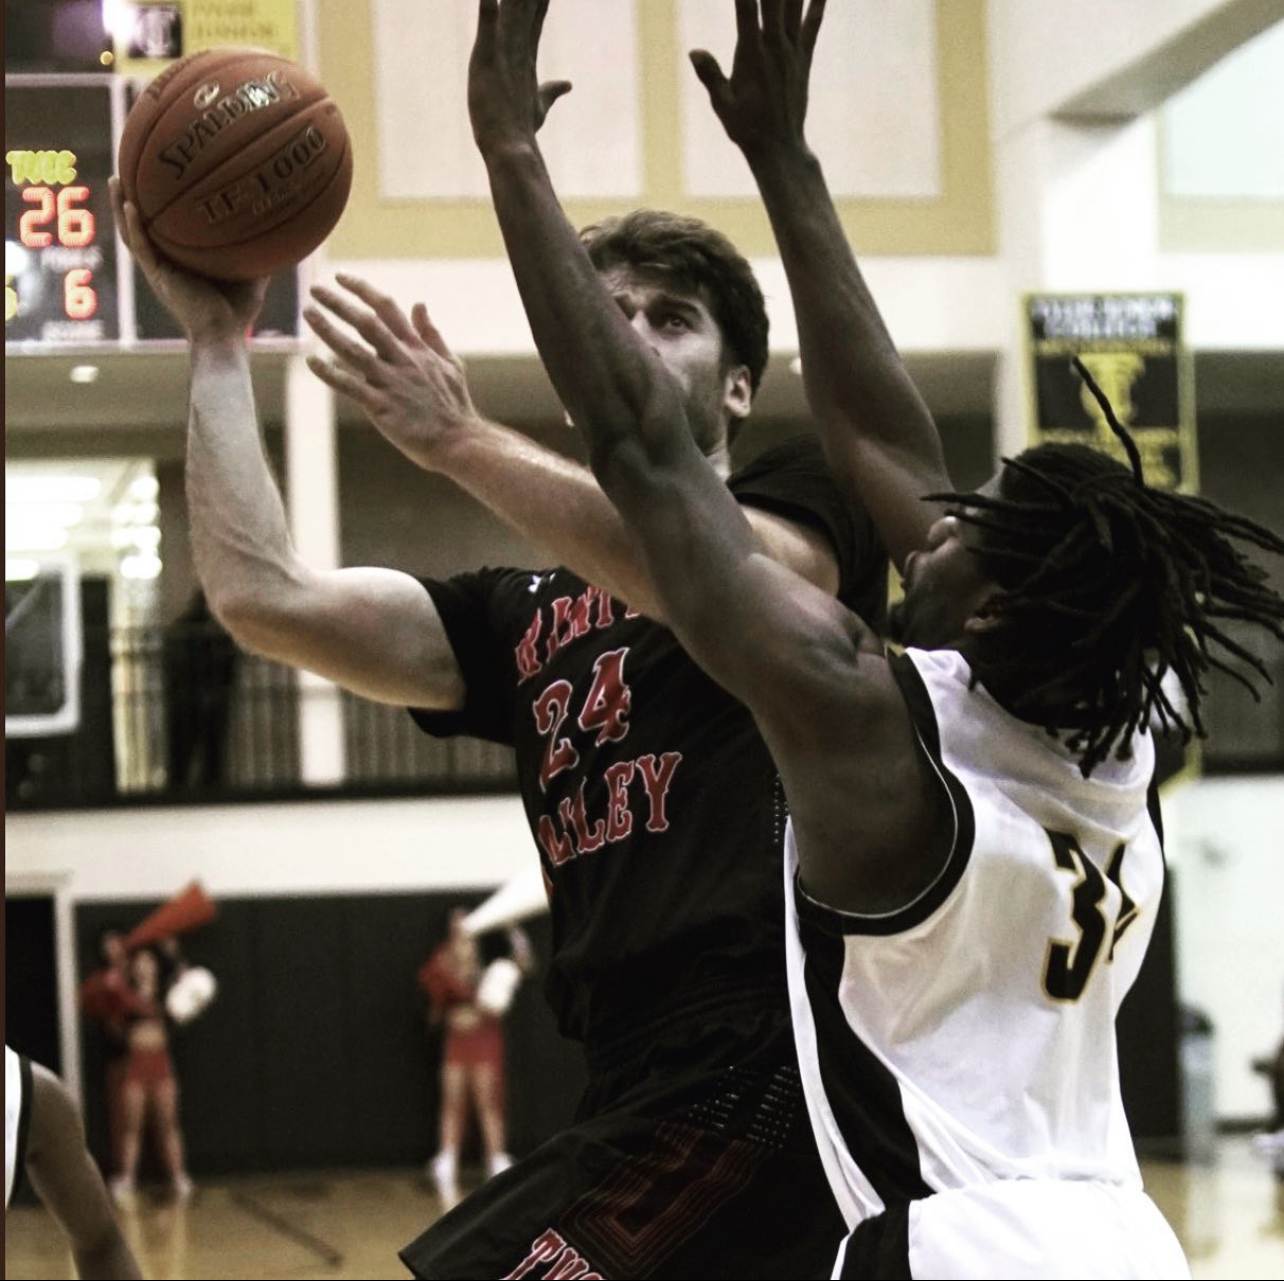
<box><xmin>743</xmin><ymin>505</ymin><xmax>840</xmax><ymax>597</ymax></box>
<box><xmin>779</xmin><ymin>655</ymin><xmax>954</xmax><ymax>917</ymax></box>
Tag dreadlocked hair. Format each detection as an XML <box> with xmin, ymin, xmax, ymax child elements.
<box><xmin>929</xmin><ymin>359</ymin><xmax>1284</xmax><ymax>777</ymax></box>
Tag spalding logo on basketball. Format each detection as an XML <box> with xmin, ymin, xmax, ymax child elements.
<box><xmin>118</xmin><ymin>47</ymin><xmax>353</xmax><ymax>281</ymax></box>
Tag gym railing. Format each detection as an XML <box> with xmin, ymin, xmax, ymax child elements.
<box><xmin>4</xmin><ymin>621</ymin><xmax>517</xmax><ymax>810</ymax></box>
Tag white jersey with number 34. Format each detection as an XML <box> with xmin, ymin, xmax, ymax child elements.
<box><xmin>785</xmin><ymin>647</ymin><xmax>1188</xmax><ymax>1277</ymax></box>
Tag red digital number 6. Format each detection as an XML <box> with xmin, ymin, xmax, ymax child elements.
<box><xmin>64</xmin><ymin>269</ymin><xmax>97</xmax><ymax>320</ymax></box>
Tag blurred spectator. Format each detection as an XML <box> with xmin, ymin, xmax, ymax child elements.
<box><xmin>417</xmin><ymin>910</ymin><xmax>533</xmax><ymax>1207</ymax></box>
<box><xmin>77</xmin><ymin>928</ymin><xmax>133</xmax><ymax>1175</ymax></box>
<box><xmin>1252</xmin><ymin>992</ymin><xmax>1284</xmax><ymax>1182</ymax></box>
<box><xmin>163</xmin><ymin>591</ymin><xmax>238</xmax><ymax>790</ymax></box>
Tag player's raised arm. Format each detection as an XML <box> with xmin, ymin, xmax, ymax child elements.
<box><xmin>110</xmin><ymin>179</ymin><xmax>464</xmax><ymax>711</ymax></box>
<box><xmin>468</xmin><ymin>0</ymin><xmax>683</xmax><ymax>475</ymax></box>
<box><xmin>691</xmin><ymin>0</ymin><xmax>952</xmax><ymax>569</ymax></box>
<box><xmin>465</xmin><ymin>1</ymin><xmax>937</xmax><ymax>915</ymax></box>
<box><xmin>304</xmin><ymin>273</ymin><xmax>704</xmax><ymax>621</ymax></box>
<box><xmin>466</xmin><ymin>1</ymin><xmax>820</xmax><ymax>695</ymax></box>
<box><xmin>462</xmin><ymin>1</ymin><xmax>852</xmax><ymax>619</ymax></box>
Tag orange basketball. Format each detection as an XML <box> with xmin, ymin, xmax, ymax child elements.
<box><xmin>117</xmin><ymin>47</ymin><xmax>352</xmax><ymax>281</ymax></box>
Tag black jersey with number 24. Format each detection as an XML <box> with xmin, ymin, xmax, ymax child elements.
<box><xmin>411</xmin><ymin>435</ymin><xmax>886</xmax><ymax>1048</ymax></box>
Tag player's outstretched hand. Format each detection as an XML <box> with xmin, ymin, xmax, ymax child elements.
<box><xmin>110</xmin><ymin>177</ymin><xmax>268</xmax><ymax>344</ymax></box>
<box><xmin>305</xmin><ymin>274</ymin><xmax>481</xmax><ymax>470</ymax></box>
<box><xmin>468</xmin><ymin>0</ymin><xmax>572</xmax><ymax>155</ymax></box>
<box><xmin>689</xmin><ymin>0</ymin><xmax>826</xmax><ymax>160</ymax></box>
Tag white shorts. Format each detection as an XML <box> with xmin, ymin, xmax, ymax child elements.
<box><xmin>833</xmin><ymin>1180</ymin><xmax>1190</xmax><ymax>1280</ymax></box>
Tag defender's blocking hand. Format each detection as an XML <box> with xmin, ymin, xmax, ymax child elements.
<box><xmin>469</xmin><ymin>0</ymin><xmax>572</xmax><ymax>155</ymax></box>
<box><xmin>689</xmin><ymin>0</ymin><xmax>826</xmax><ymax>159</ymax></box>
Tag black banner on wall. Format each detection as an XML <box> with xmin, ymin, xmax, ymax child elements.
<box><xmin>1024</xmin><ymin>293</ymin><xmax>1196</xmax><ymax>493</ymax></box>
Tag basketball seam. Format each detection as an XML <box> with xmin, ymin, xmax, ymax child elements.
<box><xmin>149</xmin><ymin>137</ymin><xmax>352</xmax><ymax>275</ymax></box>
<box><xmin>121</xmin><ymin>49</ymin><xmax>279</xmax><ymax>203</ymax></box>
<box><xmin>140</xmin><ymin>96</ymin><xmax>327</xmax><ymax>227</ymax></box>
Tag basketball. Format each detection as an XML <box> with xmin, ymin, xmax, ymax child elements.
<box><xmin>117</xmin><ymin>47</ymin><xmax>352</xmax><ymax>281</ymax></box>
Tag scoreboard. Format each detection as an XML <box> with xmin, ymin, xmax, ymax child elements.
<box><xmin>5</xmin><ymin>75</ymin><xmax>300</xmax><ymax>349</ymax></box>
<box><xmin>5</xmin><ymin>81</ymin><xmax>119</xmax><ymax>343</ymax></box>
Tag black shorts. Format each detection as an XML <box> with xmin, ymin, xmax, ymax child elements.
<box><xmin>400</xmin><ymin>997</ymin><xmax>844</xmax><ymax>1279</ymax></box>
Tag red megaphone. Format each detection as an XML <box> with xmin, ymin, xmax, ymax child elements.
<box><xmin>125</xmin><ymin>881</ymin><xmax>217</xmax><ymax>950</ymax></box>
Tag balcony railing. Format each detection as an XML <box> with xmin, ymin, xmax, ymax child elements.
<box><xmin>5</xmin><ymin>620</ymin><xmax>517</xmax><ymax>810</ymax></box>
<box><xmin>6</xmin><ymin>606</ymin><xmax>1281</xmax><ymax>812</ymax></box>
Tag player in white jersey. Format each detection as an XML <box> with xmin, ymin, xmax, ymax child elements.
<box><xmin>782</xmin><ymin>644</ymin><xmax>1187</xmax><ymax>1277</ymax></box>
<box><xmin>468</xmin><ymin>2</ymin><xmax>1284</xmax><ymax>1276</ymax></box>
<box><xmin>5</xmin><ymin>1045</ymin><xmax>142</xmax><ymax>1278</ymax></box>
<box><xmin>5</xmin><ymin>1045</ymin><xmax>33</xmax><ymax>1209</ymax></box>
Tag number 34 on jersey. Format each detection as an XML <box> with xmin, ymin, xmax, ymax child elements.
<box><xmin>1042</xmin><ymin>830</ymin><xmax>1140</xmax><ymax>1003</ymax></box>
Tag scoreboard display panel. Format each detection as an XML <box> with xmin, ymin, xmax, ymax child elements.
<box><xmin>5</xmin><ymin>76</ymin><xmax>300</xmax><ymax>350</ymax></box>
<box><xmin>5</xmin><ymin>81</ymin><xmax>120</xmax><ymax>343</ymax></box>
<box><xmin>132</xmin><ymin>259</ymin><xmax>301</xmax><ymax>341</ymax></box>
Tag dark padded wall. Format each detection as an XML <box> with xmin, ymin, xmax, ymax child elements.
<box><xmin>4</xmin><ymin>895</ymin><xmax>63</xmax><ymax>1084</ymax></box>
<box><xmin>76</xmin><ymin>893</ymin><xmax>586</xmax><ymax>1176</ymax></box>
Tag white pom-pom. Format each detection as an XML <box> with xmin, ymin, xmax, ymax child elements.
<box><xmin>476</xmin><ymin>958</ymin><xmax>522</xmax><ymax>1016</ymax></box>
<box><xmin>166</xmin><ymin>966</ymin><xmax>218</xmax><ymax>1024</ymax></box>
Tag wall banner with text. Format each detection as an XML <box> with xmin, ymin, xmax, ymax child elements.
<box><xmin>1023</xmin><ymin>293</ymin><xmax>1196</xmax><ymax>494</ymax></box>
<box><xmin>110</xmin><ymin>0</ymin><xmax>299</xmax><ymax>79</ymax></box>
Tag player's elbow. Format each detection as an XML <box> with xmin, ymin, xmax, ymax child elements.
<box><xmin>206</xmin><ymin>571</ymin><xmax>308</xmax><ymax>664</ymax></box>
<box><xmin>206</xmin><ymin>586</ymin><xmax>275</xmax><ymax>656</ymax></box>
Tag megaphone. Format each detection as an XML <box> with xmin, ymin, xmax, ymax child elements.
<box><xmin>462</xmin><ymin>864</ymin><xmax>549</xmax><ymax>937</ymax></box>
<box><xmin>126</xmin><ymin>881</ymin><xmax>217</xmax><ymax>950</ymax></box>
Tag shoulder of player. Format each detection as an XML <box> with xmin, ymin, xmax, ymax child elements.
<box><xmin>780</xmin><ymin>645</ymin><xmax>959</xmax><ymax>915</ymax></box>
<box><xmin>739</xmin><ymin>504</ymin><xmax>839</xmax><ymax>595</ymax></box>
<box><xmin>728</xmin><ymin>436</ymin><xmax>885</xmax><ymax>609</ymax></box>
<box><xmin>726</xmin><ymin>431</ymin><xmax>822</xmax><ymax>484</ymax></box>
<box><xmin>756</xmin><ymin>615</ymin><xmax>907</xmax><ymax>760</ymax></box>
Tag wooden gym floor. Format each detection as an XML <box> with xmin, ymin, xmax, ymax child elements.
<box><xmin>5</xmin><ymin>1136</ymin><xmax>1283</xmax><ymax>1279</ymax></box>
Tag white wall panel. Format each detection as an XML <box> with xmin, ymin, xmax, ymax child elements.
<box><xmin>678</xmin><ymin>0</ymin><xmax>941</xmax><ymax>198</ymax></box>
<box><xmin>374</xmin><ymin>0</ymin><xmax>642</xmax><ymax>199</ymax></box>
<box><xmin>5</xmin><ymin>796</ymin><xmax>532</xmax><ymax>899</ymax></box>
<box><xmin>987</xmin><ymin>0</ymin><xmax>1279</xmax><ymax>137</ymax></box>
<box><xmin>1161</xmin><ymin>19</ymin><xmax>1284</xmax><ymax>198</ymax></box>
<box><xmin>1166</xmin><ymin>777</ymin><xmax>1284</xmax><ymax>1120</ymax></box>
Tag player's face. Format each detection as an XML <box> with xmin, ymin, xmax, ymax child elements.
<box><xmin>598</xmin><ymin>265</ymin><xmax>751</xmax><ymax>455</ymax></box>
<box><xmin>889</xmin><ymin>512</ymin><xmax>994</xmax><ymax>649</ymax></box>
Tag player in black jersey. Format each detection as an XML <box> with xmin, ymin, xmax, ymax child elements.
<box><xmin>109</xmin><ymin>8</ymin><xmax>887</xmax><ymax>1271</ymax></box>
